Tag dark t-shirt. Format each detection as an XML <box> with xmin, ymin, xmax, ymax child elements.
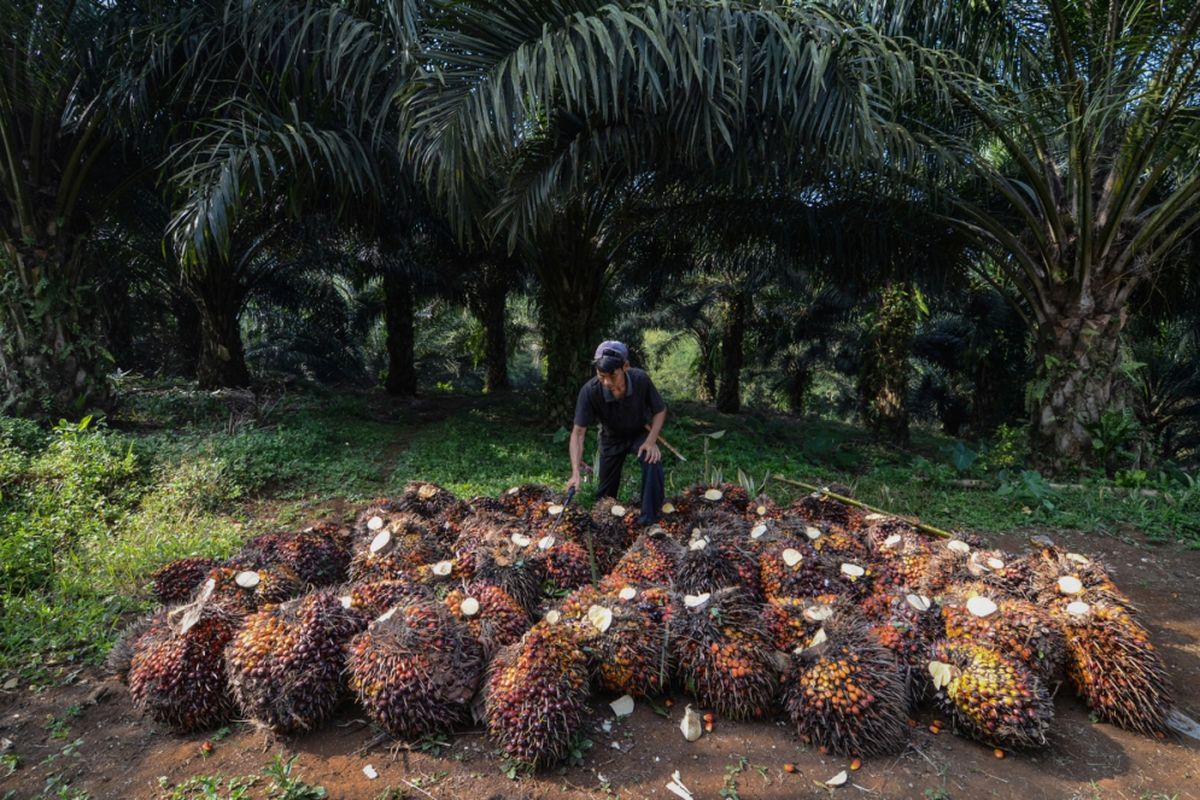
<box><xmin>573</xmin><ymin>368</ymin><xmax>666</xmax><ymax>448</ymax></box>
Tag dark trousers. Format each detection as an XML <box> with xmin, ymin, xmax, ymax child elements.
<box><xmin>596</xmin><ymin>432</ymin><xmax>665</xmax><ymax>525</ymax></box>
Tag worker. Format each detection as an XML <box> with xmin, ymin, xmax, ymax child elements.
<box><xmin>566</xmin><ymin>340</ymin><xmax>667</xmax><ymax>525</ymax></box>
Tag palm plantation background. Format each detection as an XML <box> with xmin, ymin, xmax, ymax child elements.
<box><xmin>4</xmin><ymin>0</ymin><xmax>1200</xmax><ymax>688</ymax></box>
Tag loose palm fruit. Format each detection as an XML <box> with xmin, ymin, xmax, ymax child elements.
<box><xmin>444</xmin><ymin>583</ymin><xmax>531</xmax><ymax>658</ymax></box>
<box><xmin>927</xmin><ymin>640</ymin><xmax>1052</xmax><ymax>749</ymax></box>
<box><xmin>128</xmin><ymin>602</ymin><xmax>240</xmax><ymax>732</ymax></box>
<box><xmin>152</xmin><ymin>558</ymin><xmax>220</xmax><ymax>605</ymax></box>
<box><xmin>226</xmin><ymin>591</ymin><xmax>368</xmax><ymax>733</ymax></box>
<box><xmin>941</xmin><ymin>587</ymin><xmax>1065</xmax><ymax>682</ymax></box>
<box><xmin>347</xmin><ymin>599</ymin><xmax>484</xmax><ymax>740</ymax></box>
<box><xmin>783</xmin><ymin>612</ymin><xmax>909</xmax><ymax>757</ymax></box>
<box><xmin>672</xmin><ymin>587</ymin><xmax>779</xmax><ymax>720</ymax></box>
<box><xmin>600</xmin><ymin>529</ymin><xmax>684</xmax><ymax>591</ymax></box>
<box><xmin>759</xmin><ymin>539</ymin><xmax>825</xmax><ymax>601</ymax></box>
<box><xmin>1060</xmin><ymin>601</ymin><xmax>1171</xmax><ymax>735</ymax></box>
<box><xmin>485</xmin><ymin>619</ymin><xmax>590</xmax><ymax>768</ymax></box>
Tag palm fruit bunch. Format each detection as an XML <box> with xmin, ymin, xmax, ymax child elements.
<box><xmin>469</xmin><ymin>534</ymin><xmax>543</xmax><ymax>613</ymax></box>
<box><xmin>782</xmin><ymin>609</ymin><xmax>909</xmax><ymax>757</ymax></box>
<box><xmin>393</xmin><ymin>481</ymin><xmax>459</xmax><ymax>521</ymax></box>
<box><xmin>861</xmin><ymin>514</ymin><xmax>919</xmax><ymax>551</ymax></box>
<box><xmin>151</xmin><ymin>558</ymin><xmax>220</xmax><ymax>605</ymax></box>
<box><xmin>561</xmin><ymin>585</ymin><xmax>675</xmax><ymax>697</ymax></box>
<box><xmin>226</xmin><ymin>591</ymin><xmax>368</xmax><ymax>733</ymax></box>
<box><xmin>819</xmin><ymin>553</ymin><xmax>875</xmax><ymax>602</ymax></box>
<box><xmin>805</xmin><ymin>523</ymin><xmax>870</xmax><ymax>560</ymax></box>
<box><xmin>866</xmin><ymin>591</ymin><xmax>941</xmax><ymax>706</ymax></box>
<box><xmin>496</xmin><ymin>483</ymin><xmax>555</xmax><ymax>519</ymax></box>
<box><xmin>340</xmin><ymin>578</ymin><xmax>430</xmax><ymax>616</ymax></box>
<box><xmin>412</xmin><ymin>557</ymin><xmax>468</xmax><ymax>587</ymax></box>
<box><xmin>745</xmin><ymin>493</ymin><xmax>783</xmax><ymax>521</ymax></box>
<box><xmin>592</xmin><ymin>497</ymin><xmax>641</xmax><ymax>550</ymax></box>
<box><xmin>912</xmin><ymin>537</ymin><xmax>977</xmax><ymax>595</ymax></box>
<box><xmin>672</xmin><ymin>587</ymin><xmax>779</xmax><ymax>720</ymax></box>
<box><xmin>676</xmin><ymin>515</ymin><xmax>760</xmax><ymax>597</ymax></box>
<box><xmin>679</xmin><ymin>482</ymin><xmax>751</xmax><ymax>515</ymax></box>
<box><xmin>865</xmin><ymin>526</ymin><xmax>936</xmax><ymax>589</ymax></box>
<box><xmin>197</xmin><ymin>564</ymin><xmax>305</xmax><ymax>613</ymax></box>
<box><xmin>1059</xmin><ymin>600</ymin><xmax>1171</xmax><ymax>734</ymax></box>
<box><xmin>1029</xmin><ymin>546</ymin><xmax>1133</xmax><ymax>612</ymax></box>
<box><xmin>653</xmin><ymin>496</ymin><xmax>690</xmax><ymax>538</ymax></box>
<box><xmin>347</xmin><ymin>599</ymin><xmax>484</xmax><ymax>739</ymax></box>
<box><xmin>926</xmin><ymin>640</ymin><xmax>1053</xmax><ymax>749</ymax></box>
<box><xmin>353</xmin><ymin>498</ymin><xmax>406</xmax><ymax>541</ymax></box>
<box><xmin>940</xmin><ymin>585</ymin><xmax>1066</xmax><ymax>682</ymax></box>
<box><xmin>429</xmin><ymin>499</ymin><xmax>474</xmax><ymax>547</ymax></box>
<box><xmin>349</xmin><ymin>513</ymin><xmax>444</xmax><ymax>583</ymax></box>
<box><xmin>235</xmin><ymin>528</ymin><xmax>351</xmax><ymax>587</ymax></box>
<box><xmin>762</xmin><ymin>596</ymin><xmax>824</xmax><ymax>651</ymax></box>
<box><xmin>466</xmin><ymin>494</ymin><xmax>509</xmax><ymax>515</ymax></box>
<box><xmin>530</xmin><ymin>536</ymin><xmax>593</xmax><ymax>592</ymax></box>
<box><xmin>486</xmin><ymin>618</ymin><xmax>591</xmax><ymax>768</ymax></box>
<box><xmin>787</xmin><ymin>488</ymin><xmax>865</xmax><ymax>534</ymax></box>
<box><xmin>962</xmin><ymin>548</ymin><xmax>1034</xmax><ymax>597</ymax></box>
<box><xmin>452</xmin><ymin>511</ymin><xmax>527</xmax><ymax>575</ymax></box>
<box><xmin>759</xmin><ymin>538</ymin><xmax>825</xmax><ymax>601</ymax></box>
<box><xmin>443</xmin><ymin>583</ymin><xmax>531</xmax><ymax>657</ymax></box>
<box><xmin>107</xmin><ymin>610</ymin><xmax>168</xmax><ymax>684</ymax></box>
<box><xmin>599</xmin><ymin>529</ymin><xmax>683</xmax><ymax>591</ymax></box>
<box><xmin>127</xmin><ymin>601</ymin><xmax>240</xmax><ymax>731</ymax></box>
<box><xmin>529</xmin><ymin>501</ymin><xmax>619</xmax><ymax>572</ymax></box>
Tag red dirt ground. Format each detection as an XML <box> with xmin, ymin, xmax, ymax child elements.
<box><xmin>2</xmin><ymin>527</ymin><xmax>1198</xmax><ymax>800</ymax></box>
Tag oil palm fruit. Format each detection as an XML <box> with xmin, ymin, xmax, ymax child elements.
<box><xmin>443</xmin><ymin>583</ymin><xmax>531</xmax><ymax>658</ymax></box>
<box><xmin>866</xmin><ymin>591</ymin><xmax>941</xmax><ymax>706</ymax></box>
<box><xmin>926</xmin><ymin>640</ymin><xmax>1052</xmax><ymax>749</ymax></box>
<box><xmin>349</xmin><ymin>513</ymin><xmax>444</xmax><ymax>583</ymax></box>
<box><xmin>679</xmin><ymin>482</ymin><xmax>751</xmax><ymax>515</ymax></box>
<box><xmin>394</xmin><ymin>481</ymin><xmax>459</xmax><ymax>520</ymax></box>
<box><xmin>940</xmin><ymin>586</ymin><xmax>1066</xmax><ymax>682</ymax></box>
<box><xmin>562</xmin><ymin>585</ymin><xmax>675</xmax><ymax>697</ymax></box>
<box><xmin>485</xmin><ymin>618</ymin><xmax>590</xmax><ymax>768</ymax></box>
<box><xmin>128</xmin><ymin>601</ymin><xmax>240</xmax><ymax>732</ymax></box>
<box><xmin>531</xmin><ymin>536</ymin><xmax>593</xmax><ymax>593</ymax></box>
<box><xmin>783</xmin><ymin>610</ymin><xmax>909</xmax><ymax>757</ymax></box>
<box><xmin>347</xmin><ymin>599</ymin><xmax>484</xmax><ymax>739</ymax></box>
<box><xmin>787</xmin><ymin>489</ymin><xmax>865</xmax><ymax>535</ymax></box>
<box><xmin>672</xmin><ymin>587</ymin><xmax>779</xmax><ymax>720</ymax></box>
<box><xmin>599</xmin><ymin>529</ymin><xmax>684</xmax><ymax>591</ymax></box>
<box><xmin>1030</xmin><ymin>547</ymin><xmax>1134</xmax><ymax>612</ymax></box>
<box><xmin>469</xmin><ymin>534</ymin><xmax>543</xmax><ymax>614</ymax></box>
<box><xmin>198</xmin><ymin>564</ymin><xmax>305</xmax><ymax>613</ymax></box>
<box><xmin>1059</xmin><ymin>600</ymin><xmax>1171</xmax><ymax>735</ymax></box>
<box><xmin>151</xmin><ymin>558</ymin><xmax>220</xmax><ymax>605</ymax></box>
<box><xmin>676</xmin><ymin>515</ymin><xmax>760</xmax><ymax>597</ymax></box>
<box><xmin>762</xmin><ymin>596</ymin><xmax>825</xmax><ymax>651</ymax></box>
<box><xmin>339</xmin><ymin>578</ymin><xmax>431</xmax><ymax>617</ymax></box>
<box><xmin>745</xmin><ymin>493</ymin><xmax>782</xmax><ymax>521</ymax></box>
<box><xmin>236</xmin><ymin>529</ymin><xmax>350</xmax><ymax>587</ymax></box>
<box><xmin>592</xmin><ymin>497</ymin><xmax>641</xmax><ymax>550</ymax></box>
<box><xmin>226</xmin><ymin>591</ymin><xmax>368</xmax><ymax>733</ymax></box>
<box><xmin>530</xmin><ymin>503</ymin><xmax>618</xmax><ymax>573</ymax></box>
<box><xmin>496</xmin><ymin>484</ymin><xmax>555</xmax><ymax>519</ymax></box>
<box><xmin>107</xmin><ymin>610</ymin><xmax>168</xmax><ymax>684</ymax></box>
<box><xmin>759</xmin><ymin>539</ymin><xmax>825</xmax><ymax>601</ymax></box>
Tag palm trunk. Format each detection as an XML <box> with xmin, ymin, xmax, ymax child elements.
<box><xmin>193</xmin><ymin>284</ymin><xmax>250</xmax><ymax>389</ymax></box>
<box><xmin>0</xmin><ymin>243</ymin><xmax>112</xmax><ymax>417</ymax></box>
<box><xmin>467</xmin><ymin>262</ymin><xmax>510</xmax><ymax>392</ymax></box>
<box><xmin>715</xmin><ymin>292</ymin><xmax>749</xmax><ymax>414</ymax></box>
<box><xmin>696</xmin><ymin>333</ymin><xmax>717</xmax><ymax>402</ymax></box>
<box><xmin>858</xmin><ymin>283</ymin><xmax>915</xmax><ymax>444</ymax></box>
<box><xmin>1029</xmin><ymin>288</ymin><xmax>1129</xmax><ymax>474</ymax></box>
<box><xmin>384</xmin><ymin>270</ymin><xmax>417</xmax><ymax>396</ymax></box>
<box><xmin>537</xmin><ymin>251</ymin><xmax>606</xmax><ymax>425</ymax></box>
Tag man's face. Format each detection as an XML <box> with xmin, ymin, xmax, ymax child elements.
<box><xmin>597</xmin><ymin>366</ymin><xmax>627</xmax><ymax>398</ymax></box>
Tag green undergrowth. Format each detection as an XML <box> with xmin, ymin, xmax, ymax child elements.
<box><xmin>2</xmin><ymin>384</ymin><xmax>1197</xmax><ymax>680</ymax></box>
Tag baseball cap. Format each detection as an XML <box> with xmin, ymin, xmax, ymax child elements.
<box><xmin>592</xmin><ymin>340</ymin><xmax>629</xmax><ymax>372</ymax></box>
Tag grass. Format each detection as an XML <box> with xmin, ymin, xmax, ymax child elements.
<box><xmin>1</xmin><ymin>380</ymin><xmax>1198</xmax><ymax>680</ymax></box>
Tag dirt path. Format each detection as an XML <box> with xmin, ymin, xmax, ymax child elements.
<box><xmin>3</xmin><ymin>528</ymin><xmax>1198</xmax><ymax>800</ymax></box>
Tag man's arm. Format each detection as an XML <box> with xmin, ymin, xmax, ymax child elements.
<box><xmin>638</xmin><ymin>408</ymin><xmax>667</xmax><ymax>464</ymax></box>
<box><xmin>567</xmin><ymin>424</ymin><xmax>588</xmax><ymax>492</ymax></box>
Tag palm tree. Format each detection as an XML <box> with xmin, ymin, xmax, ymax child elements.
<box><xmin>903</xmin><ymin>0</ymin><xmax>1200</xmax><ymax>471</ymax></box>
<box><xmin>406</xmin><ymin>0</ymin><xmax>919</xmax><ymax>421</ymax></box>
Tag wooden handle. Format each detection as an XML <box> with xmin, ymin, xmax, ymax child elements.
<box><xmin>645</xmin><ymin>425</ymin><xmax>687</xmax><ymax>462</ymax></box>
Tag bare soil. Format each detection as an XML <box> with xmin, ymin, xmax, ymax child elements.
<box><xmin>3</xmin><ymin>528</ymin><xmax>1198</xmax><ymax>800</ymax></box>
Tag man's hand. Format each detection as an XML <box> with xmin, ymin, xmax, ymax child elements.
<box><xmin>566</xmin><ymin>473</ymin><xmax>582</xmax><ymax>493</ymax></box>
<box><xmin>637</xmin><ymin>440</ymin><xmax>661</xmax><ymax>464</ymax></box>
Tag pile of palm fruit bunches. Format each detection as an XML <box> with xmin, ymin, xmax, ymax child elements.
<box><xmin>108</xmin><ymin>480</ymin><xmax>1174</xmax><ymax>767</ymax></box>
